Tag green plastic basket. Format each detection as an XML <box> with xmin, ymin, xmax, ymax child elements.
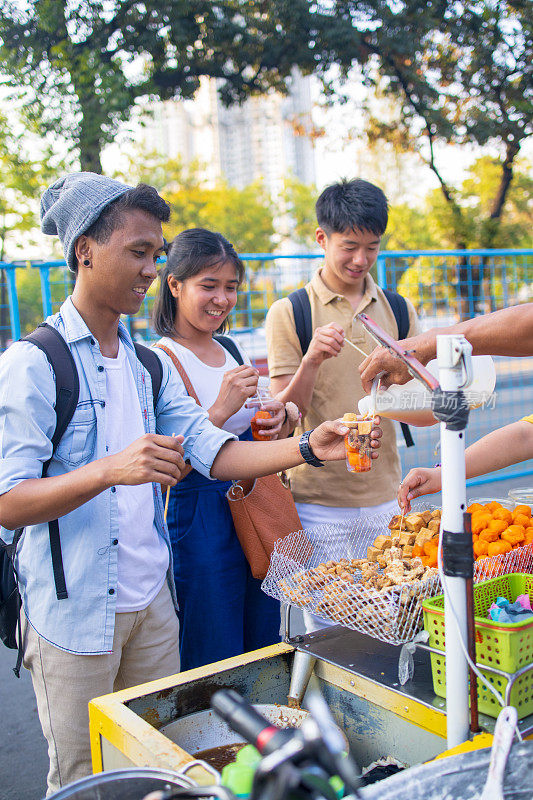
<box><xmin>422</xmin><ymin>573</ymin><xmax>533</xmax><ymax>719</ymax></box>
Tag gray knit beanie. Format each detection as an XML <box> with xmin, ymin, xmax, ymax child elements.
<box><xmin>40</xmin><ymin>172</ymin><xmax>131</xmax><ymax>272</ymax></box>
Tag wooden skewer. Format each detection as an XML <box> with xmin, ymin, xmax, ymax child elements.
<box><xmin>343</xmin><ymin>338</ymin><xmax>369</xmax><ymax>358</ymax></box>
<box><xmin>398</xmin><ymin>504</ymin><xmax>406</xmax><ymax>537</ymax></box>
<box><xmin>164</xmin><ymin>484</ymin><xmax>171</xmax><ymax>523</ymax></box>
<box><xmin>164</xmin><ymin>433</ymin><xmax>177</xmax><ymax>523</ymax></box>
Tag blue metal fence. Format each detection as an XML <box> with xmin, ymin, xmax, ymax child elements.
<box><xmin>1</xmin><ymin>249</ymin><xmax>532</xmax><ymax>486</ymax></box>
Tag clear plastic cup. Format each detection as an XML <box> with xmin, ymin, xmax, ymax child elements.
<box><xmin>249</xmin><ymin>379</ymin><xmax>273</xmax><ymax>440</ymax></box>
<box><xmin>507</xmin><ymin>488</ymin><xmax>533</xmax><ymax>509</ymax></box>
<box><xmin>467</xmin><ymin>496</ymin><xmax>514</xmax><ymax>510</ymax></box>
<box><xmin>343</xmin><ymin>416</ymin><xmax>373</xmax><ymax>473</ymax></box>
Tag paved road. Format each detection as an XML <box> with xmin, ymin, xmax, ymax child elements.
<box><xmin>3</xmin><ymin>470</ymin><xmax>533</xmax><ymax>800</ymax></box>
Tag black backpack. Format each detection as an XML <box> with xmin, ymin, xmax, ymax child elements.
<box><xmin>288</xmin><ymin>287</ymin><xmax>415</xmax><ymax>448</ymax></box>
<box><xmin>0</xmin><ymin>323</ymin><xmax>162</xmax><ymax>676</ymax></box>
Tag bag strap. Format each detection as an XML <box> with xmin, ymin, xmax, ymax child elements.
<box><xmin>288</xmin><ymin>287</ymin><xmax>313</xmax><ymax>356</ymax></box>
<box><xmin>134</xmin><ymin>342</ymin><xmax>163</xmax><ymax>410</ymax></box>
<box><xmin>23</xmin><ymin>323</ymin><xmax>80</xmax><ymax>599</ymax></box>
<box><xmin>153</xmin><ymin>344</ymin><xmax>201</xmax><ymax>405</ymax></box>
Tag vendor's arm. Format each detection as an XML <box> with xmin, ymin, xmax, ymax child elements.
<box><xmin>360</xmin><ymin>303</ymin><xmax>533</xmax><ymax>392</ymax></box>
<box><xmin>266</xmin><ymin>297</ymin><xmax>344</xmax><ymax>417</ymax></box>
<box><xmin>398</xmin><ymin>418</ymin><xmax>533</xmax><ymax>511</ymax></box>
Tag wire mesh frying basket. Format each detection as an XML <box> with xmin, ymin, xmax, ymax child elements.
<box><xmin>262</xmin><ymin>508</ymin><xmax>442</xmax><ymax>646</ymax></box>
<box><xmin>262</xmin><ymin>503</ymin><xmax>533</xmax><ymax>646</ymax></box>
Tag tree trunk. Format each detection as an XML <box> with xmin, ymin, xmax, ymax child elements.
<box><xmin>77</xmin><ymin>92</ymin><xmax>103</xmax><ymax>174</ymax></box>
<box><xmin>480</xmin><ymin>141</ymin><xmax>520</xmax><ymax>250</ymax></box>
<box><xmin>79</xmin><ymin>142</ymin><xmax>103</xmax><ymax>174</ymax></box>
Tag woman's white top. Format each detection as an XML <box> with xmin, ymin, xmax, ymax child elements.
<box><xmin>157</xmin><ymin>337</ymin><xmax>256</xmax><ymax>436</ymax></box>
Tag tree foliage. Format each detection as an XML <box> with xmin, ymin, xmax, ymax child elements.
<box><xmin>320</xmin><ymin>0</ymin><xmax>532</xmax><ymax>249</ymax></box>
<box><xmin>113</xmin><ymin>151</ymin><xmax>275</xmax><ymax>254</ymax></box>
<box><xmin>0</xmin><ymin>0</ymin><xmax>322</xmax><ymax>172</ymax></box>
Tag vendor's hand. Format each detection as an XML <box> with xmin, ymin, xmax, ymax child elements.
<box><xmin>308</xmin><ymin>416</ymin><xmax>383</xmax><ymax>462</ymax></box>
<box><xmin>245</xmin><ymin>399</ymin><xmax>286</xmax><ymax>439</ymax></box>
<box><xmin>359</xmin><ymin>330</ymin><xmax>434</xmax><ymax>393</ymax></box>
<box><xmin>212</xmin><ymin>365</ymin><xmax>259</xmax><ymax>421</ymax></box>
<box><xmin>303</xmin><ymin>322</ymin><xmax>344</xmax><ymax>368</ymax></box>
<box><xmin>107</xmin><ymin>434</ymin><xmax>187</xmax><ymax>487</ymax></box>
<box><xmin>398</xmin><ymin>467</ymin><xmax>442</xmax><ymax>512</ymax></box>
<box><xmin>359</xmin><ymin>345</ymin><xmax>412</xmax><ymax>393</ymax></box>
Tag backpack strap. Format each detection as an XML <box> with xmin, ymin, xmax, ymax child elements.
<box><xmin>288</xmin><ymin>287</ymin><xmax>313</xmax><ymax>356</ymax></box>
<box><xmin>381</xmin><ymin>290</ymin><xmax>415</xmax><ymax>448</ymax></box>
<box><xmin>134</xmin><ymin>342</ymin><xmax>163</xmax><ymax>409</ymax></box>
<box><xmin>382</xmin><ymin>289</ymin><xmax>410</xmax><ymax>341</ymax></box>
<box><xmin>214</xmin><ymin>335</ymin><xmax>245</xmax><ymax>365</ymax></box>
<box><xmin>23</xmin><ymin>323</ymin><xmax>80</xmax><ymax>599</ymax></box>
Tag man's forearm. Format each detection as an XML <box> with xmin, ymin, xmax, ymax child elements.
<box><xmin>0</xmin><ymin>458</ymin><xmax>115</xmax><ymax>530</ymax></box>
<box><xmin>415</xmin><ymin>303</ymin><xmax>533</xmax><ymax>363</ymax></box>
<box><xmin>211</xmin><ymin>437</ymin><xmax>304</xmax><ymax>481</ymax></box>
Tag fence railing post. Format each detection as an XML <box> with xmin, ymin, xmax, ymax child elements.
<box><xmin>39</xmin><ymin>266</ymin><xmax>53</xmax><ymax>317</ymax></box>
<box><xmin>376</xmin><ymin>253</ymin><xmax>387</xmax><ymax>289</ymax></box>
<box><xmin>4</xmin><ymin>264</ymin><xmax>21</xmax><ymax>342</ymax></box>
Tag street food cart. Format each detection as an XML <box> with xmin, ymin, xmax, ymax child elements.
<box><xmin>89</xmin><ymin>327</ymin><xmax>533</xmax><ymax>794</ymax></box>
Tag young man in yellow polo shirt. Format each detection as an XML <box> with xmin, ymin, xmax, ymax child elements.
<box><xmin>266</xmin><ymin>179</ymin><xmax>421</xmax><ymax>618</ymax></box>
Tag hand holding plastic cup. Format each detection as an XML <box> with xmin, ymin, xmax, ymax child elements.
<box><xmin>342</xmin><ymin>414</ymin><xmax>374</xmax><ymax>473</ymax></box>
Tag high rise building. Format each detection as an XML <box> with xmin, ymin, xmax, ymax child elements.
<box><xmin>141</xmin><ymin>71</ymin><xmax>316</xmax><ymax>197</ymax></box>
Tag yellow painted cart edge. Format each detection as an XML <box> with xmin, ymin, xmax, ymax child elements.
<box><xmin>89</xmin><ymin>642</ymin><xmax>294</xmax><ymax>781</ymax></box>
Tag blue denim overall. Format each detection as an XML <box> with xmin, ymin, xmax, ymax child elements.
<box><xmin>165</xmin><ymin>428</ymin><xmax>281</xmax><ymax>671</ymax></box>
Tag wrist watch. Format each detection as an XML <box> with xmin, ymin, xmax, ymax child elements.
<box><xmin>299</xmin><ymin>429</ymin><xmax>325</xmax><ymax>468</ymax></box>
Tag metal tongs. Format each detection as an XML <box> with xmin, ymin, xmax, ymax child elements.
<box><xmin>356</xmin><ymin>312</ymin><xmax>440</xmax><ymax>392</ymax></box>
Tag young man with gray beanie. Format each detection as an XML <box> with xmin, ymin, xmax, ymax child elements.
<box><xmin>0</xmin><ymin>173</ymin><xmax>369</xmax><ymax>793</ymax></box>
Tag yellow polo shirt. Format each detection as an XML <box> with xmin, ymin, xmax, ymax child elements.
<box><xmin>265</xmin><ymin>269</ymin><xmax>421</xmax><ymax>508</ymax></box>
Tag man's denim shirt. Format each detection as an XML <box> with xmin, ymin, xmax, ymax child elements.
<box><xmin>0</xmin><ymin>298</ymin><xmax>235</xmax><ymax>654</ymax></box>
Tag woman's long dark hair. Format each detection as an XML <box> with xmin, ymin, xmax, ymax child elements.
<box><xmin>153</xmin><ymin>228</ymin><xmax>245</xmax><ymax>337</ymax></box>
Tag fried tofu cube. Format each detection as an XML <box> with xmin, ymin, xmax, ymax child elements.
<box><xmin>373</xmin><ymin>535</ymin><xmax>392</xmax><ymax>551</ymax></box>
<box><xmin>428</xmin><ymin>519</ymin><xmax>441</xmax><ymax>534</ymax></box>
<box><xmin>405</xmin><ymin>514</ymin><xmax>425</xmax><ymax>532</ymax></box>
<box><xmin>430</xmin><ymin>509</ymin><xmax>442</xmax><ymax>519</ymax></box>
<box><xmin>367</xmin><ymin>546</ymin><xmax>381</xmax><ymax>562</ymax></box>
<box><xmin>399</xmin><ymin>531</ymin><xmax>416</xmax><ymax>546</ymax></box>
<box><xmin>420</xmin><ymin>510</ymin><xmax>432</xmax><ymax>524</ymax></box>
<box><xmin>388</xmin><ymin>515</ymin><xmax>403</xmax><ymax>530</ymax></box>
<box><xmin>402</xmin><ymin>545</ymin><xmax>414</xmax><ymax>558</ymax></box>
<box><xmin>415</xmin><ymin>528</ymin><xmax>434</xmax><ymax>547</ymax></box>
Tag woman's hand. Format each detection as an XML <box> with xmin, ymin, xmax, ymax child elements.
<box><xmin>246</xmin><ymin>399</ymin><xmax>286</xmax><ymax>439</ymax></box>
<box><xmin>308</xmin><ymin>417</ymin><xmax>383</xmax><ymax>462</ymax></box>
<box><xmin>398</xmin><ymin>467</ymin><xmax>442</xmax><ymax>512</ymax></box>
<box><xmin>209</xmin><ymin>365</ymin><xmax>259</xmax><ymax>426</ymax></box>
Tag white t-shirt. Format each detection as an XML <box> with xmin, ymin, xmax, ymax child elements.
<box><xmin>158</xmin><ymin>337</ymin><xmax>256</xmax><ymax>436</ymax></box>
<box><xmin>102</xmin><ymin>342</ymin><xmax>169</xmax><ymax>612</ymax></box>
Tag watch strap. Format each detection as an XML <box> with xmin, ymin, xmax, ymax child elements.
<box><xmin>299</xmin><ymin>429</ymin><xmax>325</xmax><ymax>468</ymax></box>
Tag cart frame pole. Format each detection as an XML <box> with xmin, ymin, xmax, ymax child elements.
<box><xmin>437</xmin><ymin>334</ymin><xmax>472</xmax><ymax>749</ymax></box>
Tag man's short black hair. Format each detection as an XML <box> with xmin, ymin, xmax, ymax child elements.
<box><xmin>315</xmin><ymin>179</ymin><xmax>388</xmax><ymax>237</ymax></box>
<box><xmin>83</xmin><ymin>183</ymin><xmax>170</xmax><ymax>246</ymax></box>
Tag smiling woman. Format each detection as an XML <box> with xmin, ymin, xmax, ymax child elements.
<box><xmin>152</xmin><ymin>228</ymin><xmax>288</xmax><ymax>670</ymax></box>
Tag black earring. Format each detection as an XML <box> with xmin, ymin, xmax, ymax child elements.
<box><xmin>83</xmin><ymin>259</ymin><xmax>90</xmax><ymax>266</ymax></box>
